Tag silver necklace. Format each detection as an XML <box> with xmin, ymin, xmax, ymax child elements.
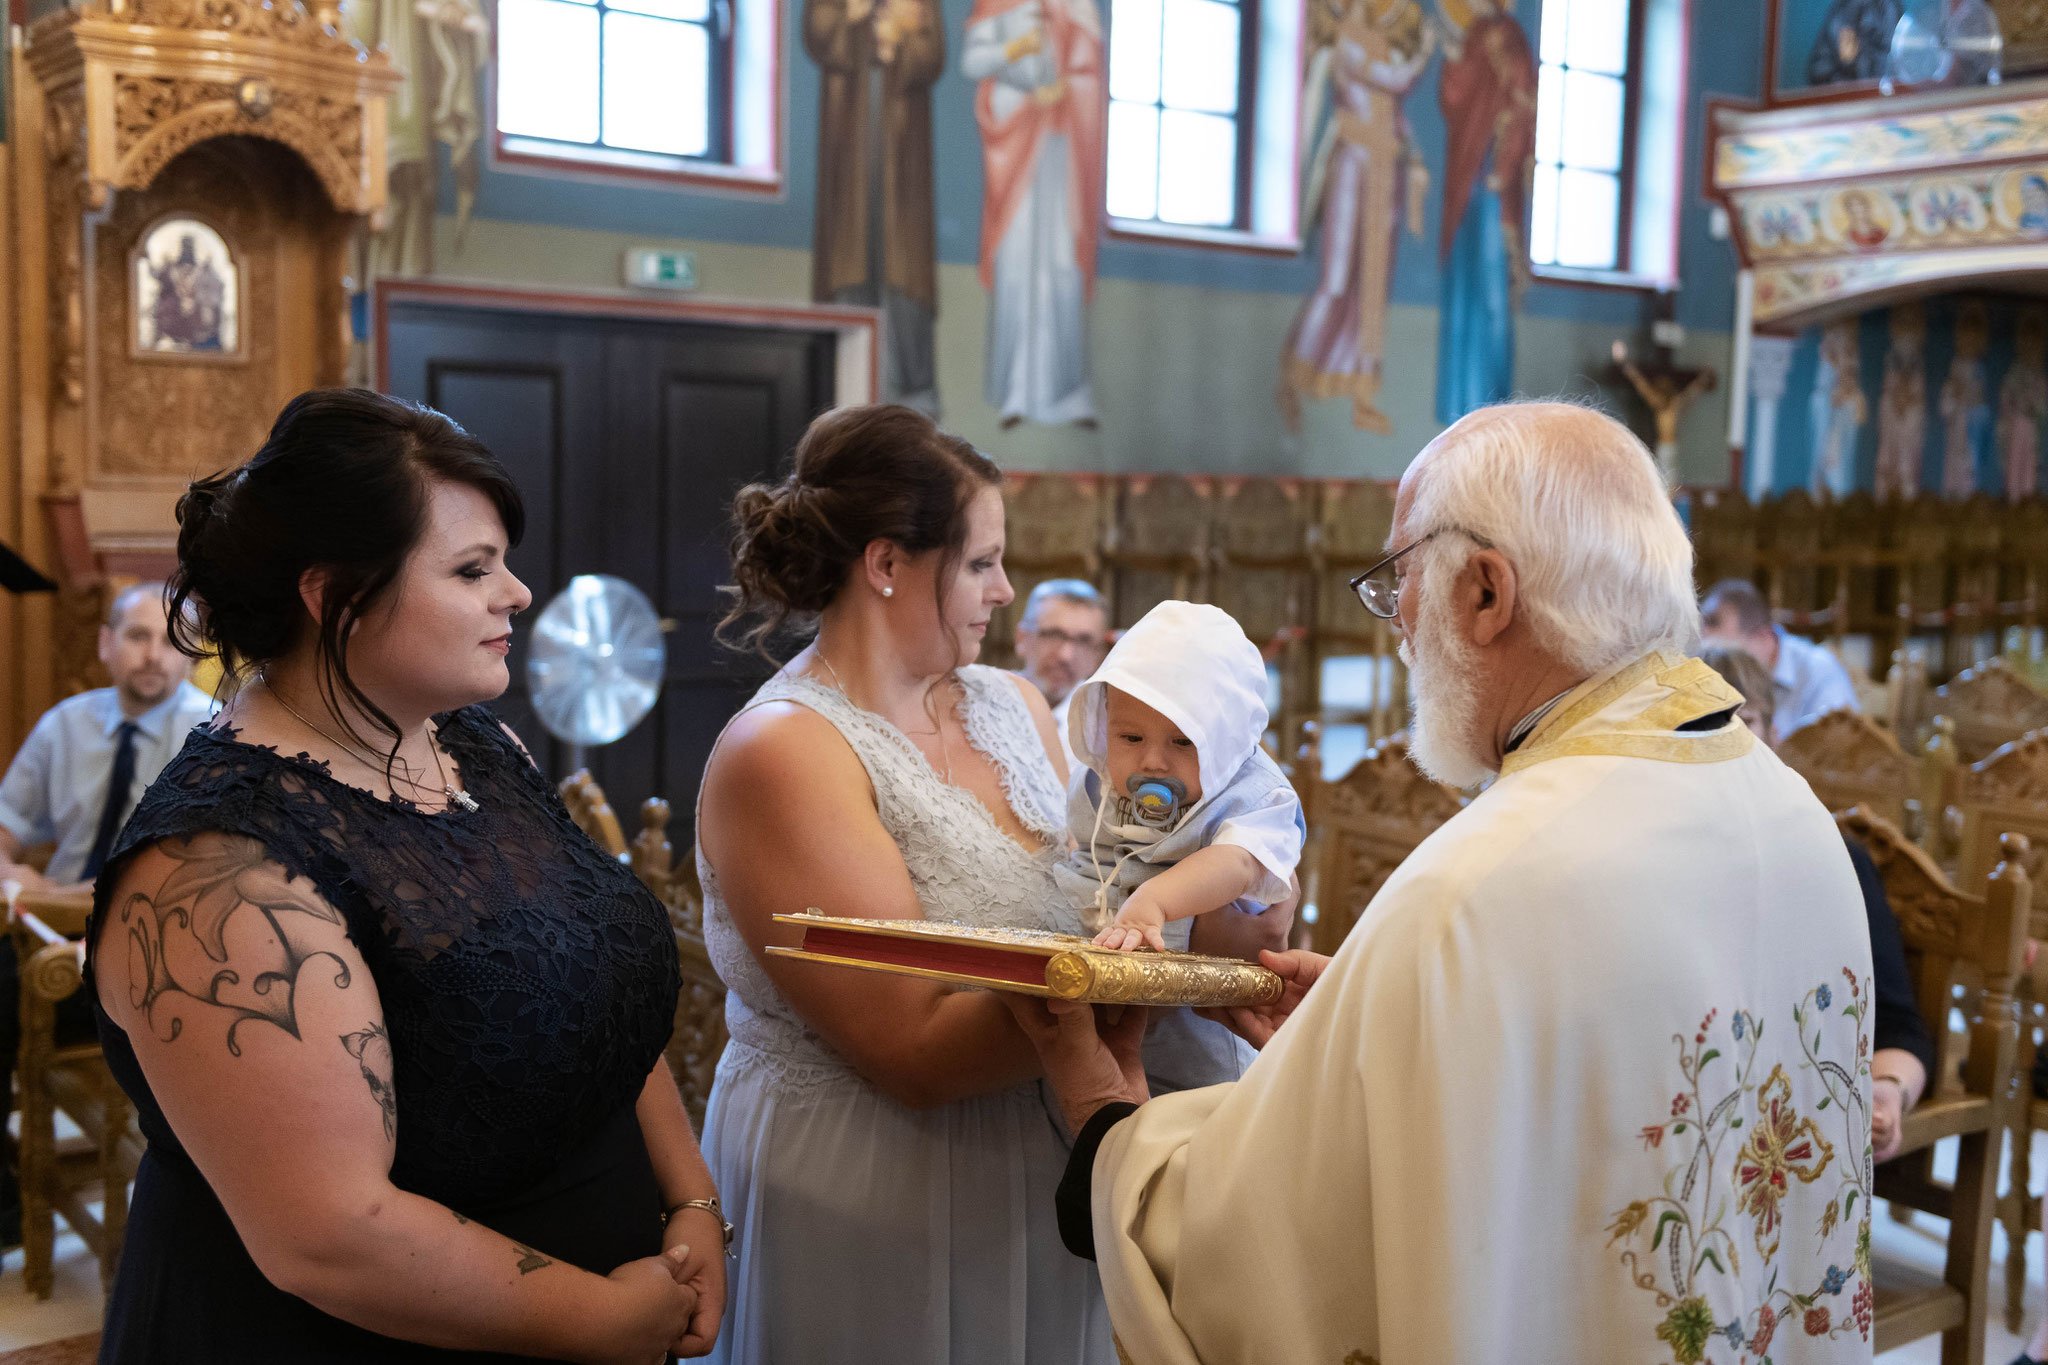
<box><xmin>259</xmin><ymin>675</ymin><xmax>480</xmax><ymax>813</ymax></box>
<box><xmin>813</xmin><ymin>649</ymin><xmax>954</xmax><ymax>786</ymax></box>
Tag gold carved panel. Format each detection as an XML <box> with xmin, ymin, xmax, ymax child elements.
<box><xmin>90</xmin><ymin>138</ymin><xmax>348</xmax><ymax>487</ymax></box>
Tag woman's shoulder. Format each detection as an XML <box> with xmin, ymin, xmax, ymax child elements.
<box><xmin>708</xmin><ymin>694</ymin><xmax>864</xmax><ymax>785</ymax></box>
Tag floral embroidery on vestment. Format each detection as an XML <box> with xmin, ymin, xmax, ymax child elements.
<box><xmin>1606</xmin><ymin>971</ymin><xmax>1874</xmax><ymax>1361</ymax></box>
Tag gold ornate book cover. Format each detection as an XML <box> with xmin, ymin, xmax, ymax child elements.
<box><xmin>767</xmin><ymin>912</ymin><xmax>1283</xmax><ymax>1008</ymax></box>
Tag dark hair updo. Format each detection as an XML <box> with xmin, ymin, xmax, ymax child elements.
<box><xmin>168</xmin><ymin>387</ymin><xmax>525</xmax><ymax>748</ymax></box>
<box><xmin>721</xmin><ymin>403</ymin><xmax>1001</xmax><ymax>654</ymax></box>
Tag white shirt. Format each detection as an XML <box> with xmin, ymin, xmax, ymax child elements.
<box><xmin>1772</xmin><ymin>626</ymin><xmax>1862</xmax><ymax>742</ymax></box>
<box><xmin>0</xmin><ymin>682</ymin><xmax>217</xmax><ymax>882</ymax></box>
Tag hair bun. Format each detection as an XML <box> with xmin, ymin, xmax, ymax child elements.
<box><xmin>719</xmin><ymin>404</ymin><xmax>1001</xmax><ymax>655</ymax></box>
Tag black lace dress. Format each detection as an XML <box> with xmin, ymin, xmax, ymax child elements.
<box><xmin>84</xmin><ymin>707</ymin><xmax>681</xmax><ymax>1363</ymax></box>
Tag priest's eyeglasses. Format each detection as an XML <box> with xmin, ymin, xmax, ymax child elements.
<box><xmin>1349</xmin><ymin>528</ymin><xmax>1492</xmax><ymax>619</ymax></box>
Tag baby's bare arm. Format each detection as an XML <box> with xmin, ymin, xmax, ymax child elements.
<box><xmin>1121</xmin><ymin>845</ymin><xmax>1265</xmax><ymax>924</ymax></box>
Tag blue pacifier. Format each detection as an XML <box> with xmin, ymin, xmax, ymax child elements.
<box><xmin>1126</xmin><ymin>775</ymin><xmax>1187</xmax><ymax>829</ymax></box>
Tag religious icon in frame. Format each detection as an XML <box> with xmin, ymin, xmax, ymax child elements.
<box><xmin>131</xmin><ymin>215</ymin><xmax>243</xmax><ymax>361</ymax></box>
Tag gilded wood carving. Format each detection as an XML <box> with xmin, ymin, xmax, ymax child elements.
<box><xmin>25</xmin><ymin>0</ymin><xmax>398</xmax><ymax>219</ymax></box>
<box><xmin>1777</xmin><ymin>709</ymin><xmax>1915</xmax><ymax>825</ymax></box>
<box><xmin>1936</xmin><ymin>657</ymin><xmax>2048</xmax><ymax>763</ymax></box>
<box><xmin>1839</xmin><ymin>807</ymin><xmax>1967</xmax><ymax>959</ymax></box>
<box><xmin>1311</xmin><ymin>737</ymin><xmax>1465</xmax><ymax>956</ymax></box>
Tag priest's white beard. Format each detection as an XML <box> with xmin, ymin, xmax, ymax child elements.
<box><xmin>1399</xmin><ymin>560</ymin><xmax>1495</xmax><ymax>789</ymax></box>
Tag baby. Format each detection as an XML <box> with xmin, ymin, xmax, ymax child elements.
<box><xmin>1052</xmin><ymin>601</ymin><xmax>1304</xmax><ymax>1054</ymax></box>
<box><xmin>1051</xmin><ymin>601</ymin><xmax>1304</xmax><ymax>1093</ymax></box>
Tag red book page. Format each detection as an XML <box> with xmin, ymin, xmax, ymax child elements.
<box><xmin>801</xmin><ymin>925</ymin><xmax>1050</xmax><ymax>987</ymax></box>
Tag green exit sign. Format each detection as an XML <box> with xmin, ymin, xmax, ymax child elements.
<box><xmin>624</xmin><ymin>247</ymin><xmax>699</xmax><ymax>291</ymax></box>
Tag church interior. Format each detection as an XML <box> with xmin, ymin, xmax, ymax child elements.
<box><xmin>14</xmin><ymin>0</ymin><xmax>2048</xmax><ymax>1357</ymax></box>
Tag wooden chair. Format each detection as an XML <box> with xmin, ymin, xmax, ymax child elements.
<box><xmin>1931</xmin><ymin>657</ymin><xmax>2048</xmax><ymax>766</ymax></box>
<box><xmin>2002</xmin><ymin>944</ymin><xmax>2048</xmax><ymax>1332</ymax></box>
<box><xmin>11</xmin><ymin>908</ymin><xmax>140</xmax><ymax>1299</ymax></box>
<box><xmin>1946</xmin><ymin>727</ymin><xmax>2048</xmax><ymax>1329</ymax></box>
<box><xmin>1307</xmin><ymin>738</ymin><xmax>1464</xmax><ymax>957</ymax></box>
<box><xmin>1777</xmin><ymin>708</ymin><xmax>1916</xmax><ymax>831</ymax></box>
<box><xmin>1838</xmin><ymin>808</ymin><xmax>2029</xmax><ymax>1365</ymax></box>
<box><xmin>627</xmin><ymin>799</ymin><xmax>728</xmax><ymax>1134</ymax></box>
<box><xmin>559</xmin><ymin>769</ymin><xmax>627</xmax><ymax>859</ymax></box>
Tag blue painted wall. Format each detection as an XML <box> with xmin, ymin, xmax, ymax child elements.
<box><xmin>453</xmin><ymin>0</ymin><xmax>1764</xmax><ymax>330</ymax></box>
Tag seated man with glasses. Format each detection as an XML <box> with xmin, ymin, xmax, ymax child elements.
<box><xmin>1013</xmin><ymin>578</ymin><xmax>1109</xmax><ymax>772</ymax></box>
<box><xmin>1012</xmin><ymin>401</ymin><xmax>1874</xmax><ymax>1363</ymax></box>
<box><xmin>0</xmin><ymin>581</ymin><xmax>214</xmax><ymax>1246</ymax></box>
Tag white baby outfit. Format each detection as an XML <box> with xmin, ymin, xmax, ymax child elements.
<box><xmin>1053</xmin><ymin>600</ymin><xmax>1306</xmax><ymax>1095</ymax></box>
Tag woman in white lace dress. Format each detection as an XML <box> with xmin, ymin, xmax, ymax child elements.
<box><xmin>694</xmin><ymin>404</ymin><xmax>1116</xmax><ymax>1363</ymax></box>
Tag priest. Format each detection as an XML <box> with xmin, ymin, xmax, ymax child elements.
<box><xmin>1014</xmin><ymin>402</ymin><xmax>1876</xmax><ymax>1363</ymax></box>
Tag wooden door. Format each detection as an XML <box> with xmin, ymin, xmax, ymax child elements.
<box><xmin>383</xmin><ymin>299</ymin><xmax>834</xmax><ymax>824</ymax></box>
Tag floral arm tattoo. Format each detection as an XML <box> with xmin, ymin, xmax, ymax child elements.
<box><xmin>340</xmin><ymin>1024</ymin><xmax>397</xmax><ymax>1141</ymax></box>
<box><xmin>117</xmin><ymin>834</ymin><xmax>353</xmax><ymax>1056</ymax></box>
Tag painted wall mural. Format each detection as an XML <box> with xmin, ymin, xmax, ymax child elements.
<box><xmin>1751</xmin><ymin>296</ymin><xmax>2048</xmax><ymax>503</ymax></box>
<box><xmin>961</xmin><ymin>0</ymin><xmax>1106</xmax><ymax>428</ymax></box>
<box><xmin>805</xmin><ymin>0</ymin><xmax>945</xmax><ymax>415</ymax></box>
<box><xmin>1432</xmin><ymin>0</ymin><xmax>1537</xmax><ymax>424</ymax></box>
<box><xmin>1277</xmin><ymin>0</ymin><xmax>1435</xmax><ymax>435</ymax></box>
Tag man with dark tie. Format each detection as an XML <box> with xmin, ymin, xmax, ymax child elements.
<box><xmin>0</xmin><ymin>582</ymin><xmax>212</xmax><ymax>1243</ymax></box>
<box><xmin>0</xmin><ymin>582</ymin><xmax>214</xmax><ymax>892</ymax></box>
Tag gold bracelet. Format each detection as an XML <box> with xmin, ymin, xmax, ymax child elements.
<box><xmin>662</xmin><ymin>1197</ymin><xmax>736</xmax><ymax>1256</ymax></box>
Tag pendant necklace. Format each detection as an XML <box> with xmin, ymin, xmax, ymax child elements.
<box><xmin>260</xmin><ymin>675</ymin><xmax>481</xmax><ymax>813</ymax></box>
<box><xmin>813</xmin><ymin>649</ymin><xmax>954</xmax><ymax>786</ymax></box>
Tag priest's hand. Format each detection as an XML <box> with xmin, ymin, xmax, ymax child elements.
<box><xmin>1197</xmin><ymin>948</ymin><xmax>1330</xmax><ymax>1050</ymax></box>
<box><xmin>1004</xmin><ymin>996</ymin><xmax>1149</xmax><ymax>1135</ymax></box>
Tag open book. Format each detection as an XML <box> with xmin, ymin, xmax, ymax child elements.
<box><xmin>768</xmin><ymin>911</ymin><xmax>1283</xmax><ymax>1008</ymax></box>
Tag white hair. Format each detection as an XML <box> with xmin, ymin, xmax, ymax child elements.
<box><xmin>1404</xmin><ymin>400</ymin><xmax>1700</xmax><ymax>674</ymax></box>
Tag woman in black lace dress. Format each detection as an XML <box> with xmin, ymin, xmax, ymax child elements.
<box><xmin>86</xmin><ymin>390</ymin><xmax>725</xmax><ymax>1362</ymax></box>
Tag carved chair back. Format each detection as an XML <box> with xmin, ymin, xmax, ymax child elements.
<box><xmin>1837</xmin><ymin>809</ymin><xmax>2028</xmax><ymax>1360</ymax></box>
<box><xmin>1308</xmin><ymin>738</ymin><xmax>1465</xmax><ymax>957</ymax></box>
<box><xmin>628</xmin><ymin>798</ymin><xmax>727</xmax><ymax>1133</ymax></box>
<box><xmin>558</xmin><ymin>769</ymin><xmax>628</xmax><ymax>860</ymax></box>
<box><xmin>1953</xmin><ymin>727</ymin><xmax>2048</xmax><ymax>893</ymax></box>
<box><xmin>9</xmin><ymin>908</ymin><xmax>139</xmax><ymax>1299</ymax></box>
<box><xmin>1777</xmin><ymin>708</ymin><xmax>1915</xmax><ymax>831</ymax></box>
<box><xmin>1934</xmin><ymin>657</ymin><xmax>2048</xmax><ymax>766</ymax></box>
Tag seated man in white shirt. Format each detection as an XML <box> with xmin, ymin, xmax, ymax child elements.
<box><xmin>0</xmin><ymin>582</ymin><xmax>215</xmax><ymax>892</ymax></box>
<box><xmin>1701</xmin><ymin>578</ymin><xmax>1860</xmax><ymax>743</ymax></box>
<box><xmin>1013</xmin><ymin>579</ymin><xmax>1109</xmax><ymax>773</ymax></box>
<box><xmin>0</xmin><ymin>582</ymin><xmax>214</xmax><ymax>1243</ymax></box>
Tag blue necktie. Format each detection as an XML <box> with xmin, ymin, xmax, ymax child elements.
<box><xmin>82</xmin><ymin>722</ymin><xmax>139</xmax><ymax>881</ymax></box>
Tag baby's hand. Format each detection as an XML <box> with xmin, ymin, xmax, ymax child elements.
<box><xmin>1094</xmin><ymin>892</ymin><xmax>1169</xmax><ymax>953</ymax></box>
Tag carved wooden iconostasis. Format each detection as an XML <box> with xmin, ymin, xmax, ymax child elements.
<box><xmin>1</xmin><ymin>0</ymin><xmax>397</xmax><ymax>754</ymax></box>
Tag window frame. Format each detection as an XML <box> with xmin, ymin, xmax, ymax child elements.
<box><xmin>489</xmin><ymin>0</ymin><xmax>784</xmax><ymax>196</ymax></box>
<box><xmin>1103</xmin><ymin>0</ymin><xmax>1301</xmax><ymax>252</ymax></box>
<box><xmin>1529</xmin><ymin>0</ymin><xmax>1647</xmax><ymax>280</ymax></box>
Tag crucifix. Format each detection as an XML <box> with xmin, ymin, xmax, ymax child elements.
<box><xmin>1610</xmin><ymin>302</ymin><xmax>1717</xmax><ymax>490</ymax></box>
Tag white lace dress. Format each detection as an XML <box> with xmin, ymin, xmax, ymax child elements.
<box><xmin>697</xmin><ymin>665</ymin><xmax>1115</xmax><ymax>1365</ymax></box>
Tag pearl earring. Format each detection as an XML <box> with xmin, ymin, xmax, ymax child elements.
<box><xmin>882</xmin><ymin>586</ymin><xmax>894</xmax><ymax>598</ymax></box>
